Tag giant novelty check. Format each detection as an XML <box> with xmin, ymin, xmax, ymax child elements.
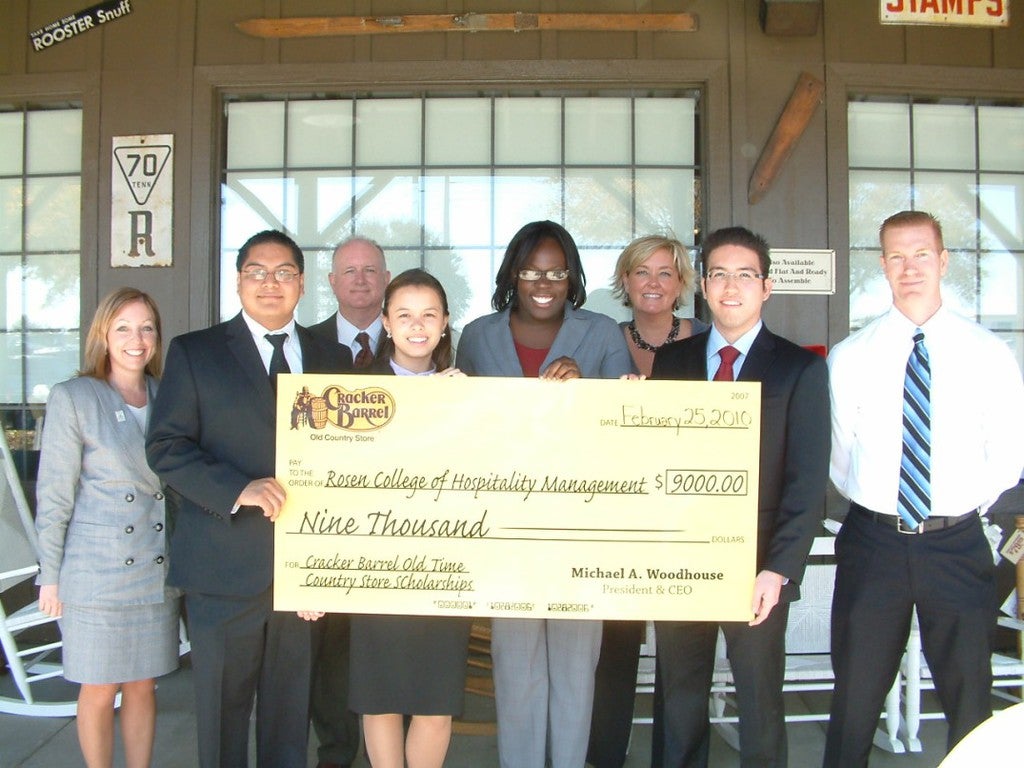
<box><xmin>273</xmin><ymin>374</ymin><xmax>760</xmax><ymax>621</ymax></box>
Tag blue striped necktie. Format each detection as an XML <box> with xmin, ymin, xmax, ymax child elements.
<box><xmin>897</xmin><ymin>329</ymin><xmax>931</xmax><ymax>528</ymax></box>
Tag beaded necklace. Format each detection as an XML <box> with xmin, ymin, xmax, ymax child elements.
<box><xmin>627</xmin><ymin>315</ymin><xmax>681</xmax><ymax>352</ymax></box>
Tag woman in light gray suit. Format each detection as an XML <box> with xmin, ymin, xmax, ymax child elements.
<box><xmin>456</xmin><ymin>221</ymin><xmax>632</xmax><ymax>768</ymax></box>
<box><xmin>36</xmin><ymin>288</ymin><xmax>180</xmax><ymax>768</ymax></box>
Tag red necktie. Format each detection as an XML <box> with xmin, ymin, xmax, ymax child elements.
<box><xmin>353</xmin><ymin>332</ymin><xmax>373</xmax><ymax>368</ymax></box>
<box><xmin>713</xmin><ymin>345</ymin><xmax>739</xmax><ymax>382</ymax></box>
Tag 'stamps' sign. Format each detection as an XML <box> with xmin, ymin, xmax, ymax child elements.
<box><xmin>880</xmin><ymin>0</ymin><xmax>1009</xmax><ymax>27</ymax></box>
<box><xmin>111</xmin><ymin>134</ymin><xmax>173</xmax><ymax>268</ymax></box>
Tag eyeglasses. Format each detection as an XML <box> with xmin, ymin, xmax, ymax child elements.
<box><xmin>704</xmin><ymin>269</ymin><xmax>764</xmax><ymax>285</ymax></box>
<box><xmin>241</xmin><ymin>267</ymin><xmax>300</xmax><ymax>283</ymax></box>
<box><xmin>518</xmin><ymin>269</ymin><xmax>570</xmax><ymax>282</ymax></box>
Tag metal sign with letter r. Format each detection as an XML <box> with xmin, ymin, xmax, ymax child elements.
<box><xmin>111</xmin><ymin>133</ymin><xmax>173</xmax><ymax>267</ymax></box>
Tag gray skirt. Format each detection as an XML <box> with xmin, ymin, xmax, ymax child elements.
<box><xmin>60</xmin><ymin>598</ymin><xmax>181</xmax><ymax>685</ymax></box>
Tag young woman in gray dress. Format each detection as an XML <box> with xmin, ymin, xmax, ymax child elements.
<box><xmin>36</xmin><ymin>287</ymin><xmax>180</xmax><ymax>768</ymax></box>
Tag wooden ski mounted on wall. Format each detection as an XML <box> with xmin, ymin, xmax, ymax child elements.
<box><xmin>236</xmin><ymin>12</ymin><xmax>699</xmax><ymax>38</ymax></box>
<box><xmin>748</xmin><ymin>71</ymin><xmax>825</xmax><ymax>205</ymax></box>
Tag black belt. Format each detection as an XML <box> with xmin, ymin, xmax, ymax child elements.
<box><xmin>851</xmin><ymin>502</ymin><xmax>978</xmax><ymax>535</ymax></box>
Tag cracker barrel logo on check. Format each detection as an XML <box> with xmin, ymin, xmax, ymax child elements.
<box><xmin>289</xmin><ymin>384</ymin><xmax>396</xmax><ymax>431</ymax></box>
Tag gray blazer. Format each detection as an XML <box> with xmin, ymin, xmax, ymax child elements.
<box><xmin>456</xmin><ymin>305</ymin><xmax>633</xmax><ymax>378</ymax></box>
<box><xmin>36</xmin><ymin>376</ymin><xmax>174</xmax><ymax>607</ymax></box>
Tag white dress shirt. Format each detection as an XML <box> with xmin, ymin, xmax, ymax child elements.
<box><xmin>241</xmin><ymin>311</ymin><xmax>303</xmax><ymax>374</ymax></box>
<box><xmin>705</xmin><ymin>321</ymin><xmax>762</xmax><ymax>381</ymax></box>
<box><xmin>828</xmin><ymin>304</ymin><xmax>1024</xmax><ymax>517</ymax></box>
<box><xmin>335</xmin><ymin>312</ymin><xmax>384</xmax><ymax>355</ymax></box>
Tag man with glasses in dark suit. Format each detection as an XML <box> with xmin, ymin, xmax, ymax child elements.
<box><xmin>650</xmin><ymin>226</ymin><xmax>830</xmax><ymax>768</ymax></box>
<box><xmin>148</xmin><ymin>229</ymin><xmax>352</xmax><ymax>768</ymax></box>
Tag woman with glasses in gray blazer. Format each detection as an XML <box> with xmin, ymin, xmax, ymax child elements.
<box><xmin>456</xmin><ymin>221</ymin><xmax>632</xmax><ymax>768</ymax></box>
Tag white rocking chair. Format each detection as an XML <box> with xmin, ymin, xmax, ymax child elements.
<box><xmin>0</xmin><ymin>427</ymin><xmax>78</xmax><ymax>716</ymax></box>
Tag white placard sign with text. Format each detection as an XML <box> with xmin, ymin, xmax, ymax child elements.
<box><xmin>769</xmin><ymin>249</ymin><xmax>836</xmax><ymax>295</ymax></box>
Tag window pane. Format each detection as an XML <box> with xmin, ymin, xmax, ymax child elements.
<box><xmin>379</xmin><ymin>248</ymin><xmax>421</xmax><ymax>279</ymax></box>
<box><xmin>355</xmin><ymin>99</ymin><xmax>421</xmax><ymax>166</ymax></box>
<box><xmin>426</xmin><ymin>98</ymin><xmax>490</xmax><ymax>165</ymax></box>
<box><xmin>565</xmin><ymin>98</ymin><xmax>631</xmax><ymax>165</ymax></box>
<box><xmin>424</xmin><ymin>171</ymin><xmax>491</xmax><ymax>247</ymax></box>
<box><xmin>579</xmin><ymin>247</ymin><xmax>628</xmax><ymax>322</ymax></box>
<box><xmin>493</xmin><ymin>170</ymin><xmax>561</xmax><ymax>244</ymax></box>
<box><xmin>352</xmin><ymin>173</ymin><xmax>421</xmax><ymax>245</ymax></box>
<box><xmin>849</xmin><ymin>170</ymin><xmax>911</xmax><ymax>247</ymax></box>
<box><xmin>433</xmin><ymin>247</ymin><xmax>494</xmax><ymax>332</ymax></box>
<box><xmin>283</xmin><ymin>172</ymin><xmax>350</xmax><ymax>241</ymax></box>
<box><xmin>979</xmin><ymin>173</ymin><xmax>1024</xmax><ymax>251</ymax></box>
<box><xmin>979</xmin><ymin>106</ymin><xmax>1024</xmax><ymax>172</ymax></box>
<box><xmin>942</xmin><ymin>249</ymin><xmax>978</xmax><ymax>318</ymax></box>
<box><xmin>221</xmin><ymin>93</ymin><xmax>701</xmax><ymax>330</ymax></box>
<box><xmin>226</xmin><ymin>102</ymin><xmax>284</xmax><ymax>169</ymax></box>
<box><xmin>913</xmin><ymin>103</ymin><xmax>975</xmax><ymax>170</ymax></box>
<box><xmin>635</xmin><ymin>169</ymin><xmax>695</xmax><ymax>242</ymax></box>
<box><xmin>494</xmin><ymin>98</ymin><xmax>560</xmax><ymax>165</ymax></box>
<box><xmin>4</xmin><ymin>105</ymin><xmax>82</xmax><ymax>409</ymax></box>
<box><xmin>0</xmin><ymin>178</ymin><xmax>22</xmax><ymax>250</ymax></box>
<box><xmin>219</xmin><ymin>249</ymin><xmax>241</xmax><ymax>320</ymax></box>
<box><xmin>24</xmin><ymin>253</ymin><xmax>79</xmax><ymax>330</ymax></box>
<box><xmin>221</xmin><ymin>173</ymin><xmax>287</xmax><ymax>249</ymax></box>
<box><xmin>848</xmin><ymin>248</ymin><xmax>890</xmax><ymax>329</ymax></box>
<box><xmin>0</xmin><ymin>255</ymin><xmax>21</xmax><ymax>331</ymax></box>
<box><xmin>290</xmin><ymin>246</ymin><xmax>334</xmax><ymax>327</ymax></box>
<box><xmin>283</xmin><ymin>172</ymin><xmax>355</xmax><ymax>244</ymax></box>
<box><xmin>979</xmin><ymin>251</ymin><xmax>1023</xmax><ymax>330</ymax></box>
<box><xmin>850</xmin><ymin>96</ymin><xmax>1024</xmax><ymax>363</ymax></box>
<box><xmin>25</xmin><ymin>176</ymin><xmax>80</xmax><ymax>251</ymax></box>
<box><xmin>0</xmin><ymin>112</ymin><xmax>23</xmax><ymax>175</ymax></box>
<box><xmin>635</xmin><ymin>97</ymin><xmax>696</xmax><ymax>166</ymax></box>
<box><xmin>26</xmin><ymin>109</ymin><xmax>81</xmax><ymax>174</ymax></box>
<box><xmin>565</xmin><ymin>169</ymin><xmax>632</xmax><ymax>245</ymax></box>
<box><xmin>913</xmin><ymin>171</ymin><xmax>977</xmax><ymax>249</ymax></box>
<box><xmin>421</xmin><ymin>247</ymin><xmax>477</xmax><ymax>331</ymax></box>
<box><xmin>0</xmin><ymin>332</ymin><xmax>23</xmax><ymax>401</ymax></box>
<box><xmin>288</xmin><ymin>100</ymin><xmax>353</xmax><ymax>168</ymax></box>
<box><xmin>849</xmin><ymin>102</ymin><xmax>909</xmax><ymax>169</ymax></box>
<box><xmin>26</xmin><ymin>331</ymin><xmax>79</xmax><ymax>400</ymax></box>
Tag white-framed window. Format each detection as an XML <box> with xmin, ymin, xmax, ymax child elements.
<box><xmin>0</xmin><ymin>104</ymin><xmax>82</xmax><ymax>473</ymax></box>
<box><xmin>848</xmin><ymin>95</ymin><xmax>1024</xmax><ymax>368</ymax></box>
<box><xmin>220</xmin><ymin>90</ymin><xmax>702</xmax><ymax>331</ymax></box>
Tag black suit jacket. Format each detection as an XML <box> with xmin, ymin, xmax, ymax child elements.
<box><xmin>651</xmin><ymin>325</ymin><xmax>830</xmax><ymax>599</ymax></box>
<box><xmin>146</xmin><ymin>313</ymin><xmax>353</xmax><ymax>597</ymax></box>
<box><xmin>308</xmin><ymin>314</ymin><xmax>357</xmax><ymax>366</ymax></box>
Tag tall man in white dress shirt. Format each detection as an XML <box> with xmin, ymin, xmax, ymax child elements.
<box><xmin>824</xmin><ymin>210</ymin><xmax>1024</xmax><ymax>766</ymax></box>
<box><xmin>306</xmin><ymin>235</ymin><xmax>389</xmax><ymax>768</ymax></box>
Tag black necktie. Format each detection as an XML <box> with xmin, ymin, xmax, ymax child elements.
<box><xmin>265</xmin><ymin>333</ymin><xmax>290</xmax><ymax>391</ymax></box>
<box><xmin>353</xmin><ymin>331</ymin><xmax>373</xmax><ymax>368</ymax></box>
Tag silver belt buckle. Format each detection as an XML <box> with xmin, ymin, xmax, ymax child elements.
<box><xmin>897</xmin><ymin>516</ymin><xmax>924</xmax><ymax>535</ymax></box>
